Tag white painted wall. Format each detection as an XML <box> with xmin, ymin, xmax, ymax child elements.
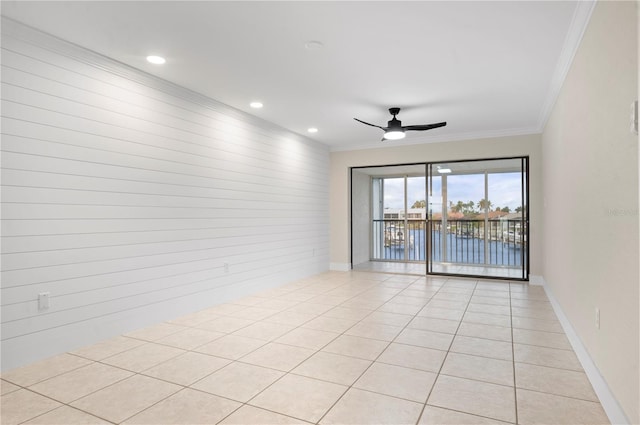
<box><xmin>0</xmin><ymin>18</ymin><xmax>330</xmax><ymax>371</ymax></box>
<box><xmin>541</xmin><ymin>2</ymin><xmax>639</xmax><ymax>423</ymax></box>
<box><xmin>330</xmin><ymin>134</ymin><xmax>542</xmax><ymax>276</ymax></box>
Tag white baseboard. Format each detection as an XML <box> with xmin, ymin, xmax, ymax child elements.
<box><xmin>541</xmin><ymin>277</ymin><xmax>630</xmax><ymax>425</ymax></box>
<box><xmin>329</xmin><ymin>262</ymin><xmax>351</xmax><ymax>272</ymax></box>
<box><xmin>528</xmin><ymin>274</ymin><xmax>545</xmax><ymax>285</ymax></box>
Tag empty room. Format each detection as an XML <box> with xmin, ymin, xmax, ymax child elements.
<box><xmin>0</xmin><ymin>1</ymin><xmax>638</xmax><ymax>424</ymax></box>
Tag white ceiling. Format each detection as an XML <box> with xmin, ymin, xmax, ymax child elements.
<box><xmin>1</xmin><ymin>1</ymin><xmax>594</xmax><ymax>151</ymax></box>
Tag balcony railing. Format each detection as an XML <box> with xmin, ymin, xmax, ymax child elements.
<box><xmin>372</xmin><ymin>219</ymin><xmax>526</xmax><ymax>267</ymax></box>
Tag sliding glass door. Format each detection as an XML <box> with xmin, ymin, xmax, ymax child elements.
<box><xmin>350</xmin><ymin>156</ymin><xmax>529</xmax><ymax>280</ymax></box>
<box><xmin>427</xmin><ymin>157</ymin><xmax>528</xmax><ymax>279</ymax></box>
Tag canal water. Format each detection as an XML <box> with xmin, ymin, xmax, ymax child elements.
<box><xmin>382</xmin><ymin>229</ymin><xmax>524</xmax><ymax>266</ymax></box>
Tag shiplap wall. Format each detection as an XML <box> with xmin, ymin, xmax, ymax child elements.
<box><xmin>0</xmin><ymin>18</ymin><xmax>330</xmax><ymax>371</ymax></box>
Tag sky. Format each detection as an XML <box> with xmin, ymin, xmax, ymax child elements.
<box><xmin>382</xmin><ymin>172</ymin><xmax>523</xmax><ymax>211</ymax></box>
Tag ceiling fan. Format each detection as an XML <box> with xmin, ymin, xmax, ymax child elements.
<box><xmin>354</xmin><ymin>107</ymin><xmax>446</xmax><ymax>141</ymax></box>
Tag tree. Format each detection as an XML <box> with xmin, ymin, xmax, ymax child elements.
<box><xmin>515</xmin><ymin>206</ymin><xmax>523</xmax><ymax>213</ymax></box>
<box><xmin>478</xmin><ymin>198</ymin><xmax>492</xmax><ymax>212</ymax></box>
<box><xmin>411</xmin><ymin>200</ymin><xmax>426</xmax><ymax>209</ymax></box>
<box><xmin>501</xmin><ymin>206</ymin><xmax>511</xmax><ymax>213</ymax></box>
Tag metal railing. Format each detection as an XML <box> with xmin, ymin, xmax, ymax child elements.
<box><xmin>372</xmin><ymin>219</ymin><xmax>525</xmax><ymax>267</ymax></box>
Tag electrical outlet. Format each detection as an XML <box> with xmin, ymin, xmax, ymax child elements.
<box><xmin>38</xmin><ymin>292</ymin><xmax>50</xmax><ymax>311</ymax></box>
<box><xmin>224</xmin><ymin>263</ymin><xmax>229</xmax><ymax>273</ymax></box>
<box><xmin>595</xmin><ymin>307</ymin><xmax>600</xmax><ymax>329</ymax></box>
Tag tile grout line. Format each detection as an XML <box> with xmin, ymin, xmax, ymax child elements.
<box><xmin>510</xmin><ymin>281</ymin><xmax>520</xmax><ymax>425</ymax></box>
<box><xmin>413</xmin><ymin>278</ymin><xmax>479</xmax><ymax>425</ymax></box>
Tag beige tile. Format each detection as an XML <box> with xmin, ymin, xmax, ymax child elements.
<box><xmin>457</xmin><ymin>322</ymin><xmax>512</xmax><ymax>342</ymax></box>
<box><xmin>516</xmin><ymin>388</ymin><xmax>609</xmax><ymax>425</ymax></box>
<box><xmin>451</xmin><ymin>336</ymin><xmax>513</xmax><ymax>361</ymax></box>
<box><xmin>428</xmin><ymin>375</ymin><xmax>516</xmax><ymax>423</ymax></box>
<box><xmin>1</xmin><ymin>379</ymin><xmax>20</xmax><ymax>396</ymax></box>
<box><xmin>205</xmin><ymin>303</ymin><xmax>248</xmax><ymax>315</ymax></box>
<box><xmin>230</xmin><ymin>306</ymin><xmax>280</xmax><ymax>321</ymax></box>
<box><xmin>323</xmin><ymin>306</ymin><xmax>372</xmax><ymax>321</ymax></box>
<box><xmin>167</xmin><ymin>310</ymin><xmax>221</xmax><ymax>327</ymax></box>
<box><xmin>467</xmin><ymin>302</ymin><xmax>512</xmax><ymax>316</ymax></box>
<box><xmin>70</xmin><ymin>336</ymin><xmax>145</xmax><ymax>361</ymax></box>
<box><xmin>463</xmin><ymin>311</ymin><xmax>512</xmax><ymax>327</ymax></box>
<box><xmin>361</xmin><ymin>311</ymin><xmax>413</xmax><ymax>327</ymax></box>
<box><xmin>419</xmin><ymin>405</ymin><xmax>511</xmax><ymax>424</ymax></box>
<box><xmin>427</xmin><ymin>299</ymin><xmax>469</xmax><ymax>310</ymax></box>
<box><xmin>194</xmin><ymin>334</ymin><xmax>265</xmax><ymax>360</ymax></box>
<box><xmin>417</xmin><ymin>307</ymin><xmax>465</xmax><ymax>321</ymax></box>
<box><xmin>407</xmin><ymin>316</ymin><xmax>460</xmax><ymax>334</ymax></box>
<box><xmin>377</xmin><ymin>301</ymin><xmax>423</xmax><ymax>315</ymax></box>
<box><xmin>220</xmin><ymin>405</ymin><xmax>312</xmax><ymax>424</ymax></box>
<box><xmin>1</xmin><ymin>354</ymin><xmax>92</xmax><ymax>387</ymax></box>
<box><xmin>390</xmin><ymin>295</ymin><xmax>429</xmax><ymax>306</ymax></box>
<box><xmin>395</xmin><ymin>328</ymin><xmax>454</xmax><ymax>350</ymax></box>
<box><xmin>233</xmin><ymin>295</ymin><xmax>270</xmax><ymax>306</ymax></box>
<box><xmin>378</xmin><ymin>343</ymin><xmax>446</xmax><ymax>372</ymax></box>
<box><xmin>514</xmin><ymin>343</ymin><xmax>582</xmax><ymax>371</ymax></box>
<box><xmin>142</xmin><ymin>352</ymin><xmax>230</xmax><ymax>386</ymax></box>
<box><xmin>124</xmin><ymin>323</ymin><xmax>185</xmax><ymax>341</ymax></box>
<box><xmin>101</xmin><ymin>342</ymin><xmax>185</xmax><ymax>372</ymax></box>
<box><xmin>240</xmin><ymin>342</ymin><xmax>314</xmax><ymax>371</ymax></box>
<box><xmin>264</xmin><ymin>310</ymin><xmax>318</xmax><ymax>326</ymax></box>
<box><xmin>191</xmin><ymin>362</ymin><xmax>284</xmax><ymax>402</ymax></box>
<box><xmin>196</xmin><ymin>316</ymin><xmax>255</xmax><ymax>333</ymax></box>
<box><xmin>256</xmin><ymin>298</ymin><xmax>300</xmax><ymax>311</ymax></box>
<box><xmin>510</xmin><ymin>298</ymin><xmax>553</xmax><ymax>310</ymax></box>
<box><xmin>511</xmin><ymin>306</ymin><xmax>559</xmax><ymax>320</ymax></box>
<box><xmin>344</xmin><ymin>322</ymin><xmax>403</xmax><ymax>342</ymax></box>
<box><xmin>155</xmin><ymin>327</ymin><xmax>224</xmax><ymax>350</ymax></box>
<box><xmin>232</xmin><ymin>321</ymin><xmax>296</xmax><ymax>341</ymax></box>
<box><xmin>476</xmin><ymin>282</ymin><xmax>510</xmax><ymax>292</ymax></box>
<box><xmin>354</xmin><ymin>362</ymin><xmax>437</xmax><ymax>402</ymax></box>
<box><xmin>302</xmin><ymin>316</ymin><xmax>358</xmax><ymax>333</ymax></box>
<box><xmin>512</xmin><ymin>328</ymin><xmax>572</xmax><ymax>350</ymax></box>
<box><xmin>471</xmin><ymin>295</ymin><xmax>511</xmax><ymax>307</ymax></box>
<box><xmin>308</xmin><ymin>294</ymin><xmax>352</xmax><ymax>306</ymax></box>
<box><xmin>321</xmin><ymin>387</ymin><xmax>423</xmax><ymax>425</ymax></box>
<box><xmin>29</xmin><ymin>362</ymin><xmax>133</xmax><ymax>403</ymax></box>
<box><xmin>0</xmin><ymin>389</ymin><xmax>61</xmax><ymax>425</ymax></box>
<box><xmin>475</xmin><ymin>289</ymin><xmax>510</xmax><ymax>299</ymax></box>
<box><xmin>292</xmin><ymin>351</ymin><xmax>371</xmax><ymax>385</ymax></box>
<box><xmin>441</xmin><ymin>352</ymin><xmax>514</xmax><ymax>386</ymax></box>
<box><xmin>510</xmin><ymin>290</ymin><xmax>548</xmax><ymax>301</ymax></box>
<box><xmin>22</xmin><ymin>405</ymin><xmax>111</xmax><ymax>425</ymax></box>
<box><xmin>123</xmin><ymin>388</ymin><xmax>240</xmax><ymax>424</ymax></box>
<box><xmin>70</xmin><ymin>374</ymin><xmax>181</xmax><ymax>423</ymax></box>
<box><xmin>276</xmin><ymin>327</ymin><xmax>339</xmax><ymax>350</ymax></box>
<box><xmin>287</xmin><ymin>302</ymin><xmax>334</xmax><ymax>316</ymax></box>
<box><xmin>250</xmin><ymin>374</ymin><xmax>347</xmax><ymax>423</ymax></box>
<box><xmin>512</xmin><ymin>316</ymin><xmax>564</xmax><ymax>333</ymax></box>
<box><xmin>515</xmin><ymin>362</ymin><xmax>598</xmax><ymax>401</ymax></box>
<box><xmin>322</xmin><ymin>335</ymin><xmax>389</xmax><ymax>361</ymax></box>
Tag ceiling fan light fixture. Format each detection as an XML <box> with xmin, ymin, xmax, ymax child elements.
<box><xmin>383</xmin><ymin>130</ymin><xmax>405</xmax><ymax>140</ymax></box>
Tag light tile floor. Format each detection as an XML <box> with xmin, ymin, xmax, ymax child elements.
<box><xmin>1</xmin><ymin>271</ymin><xmax>610</xmax><ymax>424</ymax></box>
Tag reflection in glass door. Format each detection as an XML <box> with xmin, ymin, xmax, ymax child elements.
<box><xmin>427</xmin><ymin>157</ymin><xmax>528</xmax><ymax>280</ymax></box>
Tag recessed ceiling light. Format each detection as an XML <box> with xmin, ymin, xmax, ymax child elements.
<box><xmin>307</xmin><ymin>127</ymin><xmax>318</xmax><ymax>133</ymax></box>
<box><xmin>146</xmin><ymin>55</ymin><xmax>166</xmax><ymax>65</ymax></box>
<box><xmin>304</xmin><ymin>41</ymin><xmax>324</xmax><ymax>50</ymax></box>
<box><xmin>250</xmin><ymin>102</ymin><xmax>263</xmax><ymax>109</ymax></box>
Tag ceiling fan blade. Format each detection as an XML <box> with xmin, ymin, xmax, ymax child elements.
<box><xmin>403</xmin><ymin>122</ymin><xmax>447</xmax><ymax>131</ymax></box>
<box><xmin>354</xmin><ymin>118</ymin><xmax>386</xmax><ymax>130</ymax></box>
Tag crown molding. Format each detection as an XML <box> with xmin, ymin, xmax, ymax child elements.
<box><xmin>536</xmin><ymin>0</ymin><xmax>597</xmax><ymax>132</ymax></box>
